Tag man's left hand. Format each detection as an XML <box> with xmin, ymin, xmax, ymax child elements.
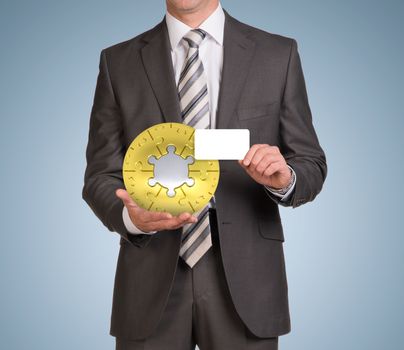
<box><xmin>238</xmin><ymin>144</ymin><xmax>292</xmax><ymax>189</ymax></box>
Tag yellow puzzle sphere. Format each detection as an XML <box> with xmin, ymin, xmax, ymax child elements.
<box><xmin>122</xmin><ymin>122</ymin><xmax>220</xmax><ymax>215</ymax></box>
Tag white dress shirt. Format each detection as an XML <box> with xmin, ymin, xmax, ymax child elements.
<box><xmin>123</xmin><ymin>2</ymin><xmax>296</xmax><ymax>234</ymax></box>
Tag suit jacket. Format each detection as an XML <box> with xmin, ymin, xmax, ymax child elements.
<box><xmin>82</xmin><ymin>8</ymin><xmax>327</xmax><ymax>341</ymax></box>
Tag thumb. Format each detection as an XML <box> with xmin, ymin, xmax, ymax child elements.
<box><xmin>238</xmin><ymin>159</ymin><xmax>248</xmax><ymax>170</ymax></box>
<box><xmin>115</xmin><ymin>189</ymin><xmax>139</xmax><ymax>209</ymax></box>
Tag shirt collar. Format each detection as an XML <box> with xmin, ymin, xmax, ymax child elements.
<box><xmin>165</xmin><ymin>2</ymin><xmax>225</xmax><ymax>50</ymax></box>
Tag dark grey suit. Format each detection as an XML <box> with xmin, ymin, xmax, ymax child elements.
<box><xmin>82</xmin><ymin>8</ymin><xmax>327</xmax><ymax>343</ymax></box>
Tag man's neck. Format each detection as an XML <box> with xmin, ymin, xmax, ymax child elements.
<box><xmin>166</xmin><ymin>1</ymin><xmax>219</xmax><ymax>28</ymax></box>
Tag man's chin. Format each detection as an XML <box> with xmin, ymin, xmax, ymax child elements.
<box><xmin>167</xmin><ymin>0</ymin><xmax>208</xmax><ymax>13</ymax></box>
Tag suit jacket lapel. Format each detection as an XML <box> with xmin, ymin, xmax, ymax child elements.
<box><xmin>140</xmin><ymin>18</ymin><xmax>183</xmax><ymax>124</ymax></box>
<box><xmin>216</xmin><ymin>10</ymin><xmax>256</xmax><ymax>129</ymax></box>
<box><xmin>140</xmin><ymin>10</ymin><xmax>256</xmax><ymax>129</ymax></box>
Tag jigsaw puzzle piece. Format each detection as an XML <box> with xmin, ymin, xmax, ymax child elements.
<box><xmin>124</xmin><ymin>160</ymin><xmax>152</xmax><ymax>175</ymax></box>
<box><xmin>154</xmin><ymin>136</ymin><xmax>165</xmax><ymax>157</ymax></box>
<box><xmin>188</xmin><ymin>160</ymin><xmax>219</xmax><ymax>181</ymax></box>
<box><xmin>137</xmin><ymin>136</ymin><xmax>148</xmax><ymax>148</ymax></box>
<box><xmin>177</xmin><ymin>188</ymin><xmax>197</xmax><ymax>213</ymax></box>
<box><xmin>146</xmin><ymin>186</ymin><xmax>166</xmax><ymax>212</ymax></box>
<box><xmin>178</xmin><ymin>141</ymin><xmax>195</xmax><ymax>158</ymax></box>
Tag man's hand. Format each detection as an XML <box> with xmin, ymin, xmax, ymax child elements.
<box><xmin>238</xmin><ymin>144</ymin><xmax>292</xmax><ymax>189</ymax></box>
<box><xmin>115</xmin><ymin>189</ymin><xmax>198</xmax><ymax>233</ymax></box>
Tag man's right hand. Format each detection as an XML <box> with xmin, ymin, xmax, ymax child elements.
<box><xmin>115</xmin><ymin>189</ymin><xmax>198</xmax><ymax>233</ymax></box>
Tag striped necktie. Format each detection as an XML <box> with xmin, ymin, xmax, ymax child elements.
<box><xmin>178</xmin><ymin>28</ymin><xmax>212</xmax><ymax>268</ymax></box>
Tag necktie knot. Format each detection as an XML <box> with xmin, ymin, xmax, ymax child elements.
<box><xmin>183</xmin><ymin>28</ymin><xmax>207</xmax><ymax>48</ymax></box>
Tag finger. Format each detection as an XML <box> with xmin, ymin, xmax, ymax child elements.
<box><xmin>241</xmin><ymin>144</ymin><xmax>267</xmax><ymax>166</ymax></box>
<box><xmin>169</xmin><ymin>218</ymin><xmax>198</xmax><ymax>230</ymax></box>
<box><xmin>263</xmin><ymin>161</ymin><xmax>283</xmax><ymax>178</ymax></box>
<box><xmin>170</xmin><ymin>212</ymin><xmax>198</xmax><ymax>226</ymax></box>
<box><xmin>126</xmin><ymin>207</ymin><xmax>173</xmax><ymax>230</ymax></box>
<box><xmin>143</xmin><ymin>217</ymin><xmax>180</xmax><ymax>231</ymax></box>
<box><xmin>115</xmin><ymin>188</ymin><xmax>139</xmax><ymax>209</ymax></box>
<box><xmin>137</xmin><ymin>209</ymin><xmax>196</xmax><ymax>226</ymax></box>
<box><xmin>149</xmin><ymin>215</ymin><xmax>198</xmax><ymax>231</ymax></box>
<box><xmin>254</xmin><ymin>154</ymin><xmax>281</xmax><ymax>175</ymax></box>
<box><xmin>138</xmin><ymin>215</ymin><xmax>185</xmax><ymax>232</ymax></box>
<box><xmin>178</xmin><ymin>211</ymin><xmax>199</xmax><ymax>222</ymax></box>
<box><xmin>165</xmin><ymin>212</ymin><xmax>198</xmax><ymax>230</ymax></box>
<box><xmin>248</xmin><ymin>146</ymin><xmax>273</xmax><ymax>171</ymax></box>
<box><xmin>138</xmin><ymin>209</ymin><xmax>173</xmax><ymax>223</ymax></box>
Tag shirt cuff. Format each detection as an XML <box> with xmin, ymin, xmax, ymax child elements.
<box><xmin>264</xmin><ymin>165</ymin><xmax>296</xmax><ymax>202</ymax></box>
<box><xmin>122</xmin><ymin>206</ymin><xmax>157</xmax><ymax>235</ymax></box>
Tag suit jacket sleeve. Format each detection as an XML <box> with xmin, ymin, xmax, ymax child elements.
<box><xmin>264</xmin><ymin>39</ymin><xmax>327</xmax><ymax>208</ymax></box>
<box><xmin>82</xmin><ymin>49</ymin><xmax>152</xmax><ymax>248</ymax></box>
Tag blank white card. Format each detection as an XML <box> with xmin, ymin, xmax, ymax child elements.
<box><xmin>194</xmin><ymin>129</ymin><xmax>250</xmax><ymax>160</ymax></box>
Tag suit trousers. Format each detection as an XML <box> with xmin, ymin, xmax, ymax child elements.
<box><xmin>115</xmin><ymin>209</ymin><xmax>279</xmax><ymax>350</ymax></box>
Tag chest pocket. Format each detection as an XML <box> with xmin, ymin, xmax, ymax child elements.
<box><xmin>236</xmin><ymin>101</ymin><xmax>280</xmax><ymax>145</ymax></box>
<box><xmin>236</xmin><ymin>101</ymin><xmax>280</xmax><ymax>121</ymax></box>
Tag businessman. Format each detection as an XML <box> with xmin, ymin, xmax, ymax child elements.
<box><xmin>82</xmin><ymin>1</ymin><xmax>327</xmax><ymax>349</ymax></box>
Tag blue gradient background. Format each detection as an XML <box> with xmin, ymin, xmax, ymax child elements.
<box><xmin>1</xmin><ymin>1</ymin><xmax>403</xmax><ymax>349</ymax></box>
